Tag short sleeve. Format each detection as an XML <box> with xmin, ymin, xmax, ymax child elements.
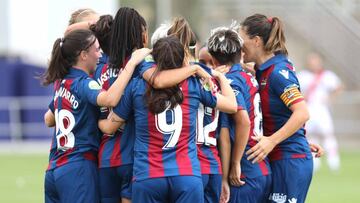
<box><xmin>219</xmin><ymin>112</ymin><xmax>231</xmax><ymax>129</ymax></box>
<box><xmin>270</xmin><ymin>67</ymin><xmax>304</xmax><ymax>107</ymax></box>
<box><xmin>138</xmin><ymin>55</ymin><xmax>156</xmax><ymax>77</ymax></box>
<box><xmin>198</xmin><ymin>78</ymin><xmax>218</xmax><ymax>108</ymax></box>
<box><xmin>113</xmin><ymin>80</ymin><xmax>135</xmax><ymax>121</ymax></box>
<box><xmin>80</xmin><ymin>78</ymin><xmax>102</xmax><ymax>106</ymax></box>
<box><xmin>230</xmin><ymin>81</ymin><xmax>246</xmax><ymax>111</ymax></box>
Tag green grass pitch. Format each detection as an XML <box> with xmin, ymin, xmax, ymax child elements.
<box><xmin>0</xmin><ymin>151</ymin><xmax>359</xmax><ymax>202</ymax></box>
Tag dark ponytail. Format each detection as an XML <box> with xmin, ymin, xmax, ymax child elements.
<box><xmin>241</xmin><ymin>14</ymin><xmax>288</xmax><ymax>55</ymax></box>
<box><xmin>109</xmin><ymin>7</ymin><xmax>147</xmax><ymax>70</ymax></box>
<box><xmin>146</xmin><ymin>36</ymin><xmax>185</xmax><ymax>114</ymax></box>
<box><xmin>42</xmin><ymin>29</ymin><xmax>96</xmax><ymax>85</ymax></box>
<box><xmin>90</xmin><ymin>14</ymin><xmax>113</xmax><ymax>55</ymax></box>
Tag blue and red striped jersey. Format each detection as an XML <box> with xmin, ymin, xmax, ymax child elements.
<box><xmin>47</xmin><ymin>68</ymin><xmax>101</xmax><ymax>170</ymax></box>
<box><xmin>196</xmin><ymin>104</ymin><xmax>222</xmax><ymax>175</ymax></box>
<box><xmin>93</xmin><ymin>54</ymin><xmax>155</xmax><ymax>168</ymax></box>
<box><xmin>255</xmin><ymin>54</ymin><xmax>311</xmax><ymax>161</ymax></box>
<box><xmin>219</xmin><ymin>64</ymin><xmax>270</xmax><ymax>178</ymax></box>
<box><xmin>113</xmin><ymin>76</ymin><xmax>217</xmax><ymax>181</ymax></box>
<box><xmin>194</xmin><ymin>62</ymin><xmax>222</xmax><ymax>175</ymax></box>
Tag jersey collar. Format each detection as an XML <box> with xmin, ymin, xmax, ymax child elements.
<box><xmin>228</xmin><ymin>63</ymin><xmax>243</xmax><ymax>73</ymax></box>
<box><xmin>258</xmin><ymin>54</ymin><xmax>288</xmax><ymax>71</ymax></box>
<box><xmin>98</xmin><ymin>53</ymin><xmax>109</xmax><ymax>65</ymax></box>
<box><xmin>67</xmin><ymin>67</ymin><xmax>89</xmax><ymax>78</ymax></box>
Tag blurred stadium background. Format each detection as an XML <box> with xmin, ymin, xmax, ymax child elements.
<box><xmin>0</xmin><ymin>0</ymin><xmax>359</xmax><ymax>202</ymax></box>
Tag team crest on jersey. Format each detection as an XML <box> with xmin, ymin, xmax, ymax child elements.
<box><xmin>89</xmin><ymin>80</ymin><xmax>102</xmax><ymax>90</ymax></box>
<box><xmin>269</xmin><ymin>193</ymin><xmax>287</xmax><ymax>203</ymax></box>
<box><xmin>279</xmin><ymin>70</ymin><xmax>289</xmax><ymax>79</ymax></box>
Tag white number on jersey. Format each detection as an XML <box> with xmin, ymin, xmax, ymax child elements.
<box><xmin>253</xmin><ymin>93</ymin><xmax>263</xmax><ymax>138</ymax></box>
<box><xmin>54</xmin><ymin>109</ymin><xmax>76</xmax><ymax>151</ymax></box>
<box><xmin>197</xmin><ymin>104</ymin><xmax>219</xmax><ymax>146</ymax></box>
<box><xmin>155</xmin><ymin>105</ymin><xmax>183</xmax><ymax>150</ymax></box>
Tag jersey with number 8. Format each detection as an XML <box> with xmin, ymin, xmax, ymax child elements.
<box><xmin>47</xmin><ymin>68</ymin><xmax>102</xmax><ymax>170</ymax></box>
<box><xmin>219</xmin><ymin>64</ymin><xmax>270</xmax><ymax>178</ymax></box>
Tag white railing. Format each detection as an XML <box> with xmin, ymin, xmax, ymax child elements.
<box><xmin>0</xmin><ymin>96</ymin><xmax>52</xmax><ymax>141</ymax></box>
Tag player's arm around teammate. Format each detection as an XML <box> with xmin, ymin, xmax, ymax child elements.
<box><xmin>43</xmin><ymin>37</ymin><xmax>150</xmax><ymax>127</ymax></box>
<box><xmin>246</xmin><ymin>103</ymin><xmax>309</xmax><ymax>163</ymax></box>
<box><xmin>142</xmin><ymin>17</ymin><xmax>212</xmax><ymax>88</ymax></box>
<box><xmin>239</xmin><ymin>14</ymin><xmax>312</xmax><ymax>203</ymax></box>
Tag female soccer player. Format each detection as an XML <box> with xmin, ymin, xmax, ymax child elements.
<box><xmin>149</xmin><ymin>17</ymin><xmax>224</xmax><ymax>203</ymax></box>
<box><xmin>99</xmin><ymin>36</ymin><xmax>237</xmax><ymax>203</ymax></box>
<box><xmin>239</xmin><ymin>14</ymin><xmax>313</xmax><ymax>203</ymax></box>
<box><xmin>42</xmin><ymin>29</ymin><xmax>150</xmax><ymax>203</ymax></box>
<box><xmin>208</xmin><ymin>26</ymin><xmax>271</xmax><ymax>203</ymax></box>
<box><xmin>94</xmin><ymin>7</ymin><xmax>150</xmax><ymax>203</ymax></box>
<box><xmin>298</xmin><ymin>52</ymin><xmax>342</xmax><ymax>172</ymax></box>
<box><xmin>68</xmin><ymin>8</ymin><xmax>99</xmax><ymax>25</ymax></box>
<box><xmin>65</xmin><ymin>8</ymin><xmax>99</xmax><ymax>35</ymax></box>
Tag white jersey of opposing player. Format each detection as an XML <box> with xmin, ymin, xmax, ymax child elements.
<box><xmin>297</xmin><ymin>70</ymin><xmax>341</xmax><ymax>109</ymax></box>
<box><xmin>298</xmin><ymin>69</ymin><xmax>341</xmax><ymax>171</ymax></box>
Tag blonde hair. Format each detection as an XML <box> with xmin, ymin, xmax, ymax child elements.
<box><xmin>68</xmin><ymin>8</ymin><xmax>98</xmax><ymax>25</ymax></box>
<box><xmin>167</xmin><ymin>17</ymin><xmax>196</xmax><ymax>61</ymax></box>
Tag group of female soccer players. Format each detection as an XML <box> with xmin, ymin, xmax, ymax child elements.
<box><xmin>42</xmin><ymin>7</ymin><xmax>323</xmax><ymax>203</ymax></box>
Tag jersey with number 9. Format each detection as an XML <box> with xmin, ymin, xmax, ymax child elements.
<box><xmin>113</xmin><ymin>76</ymin><xmax>218</xmax><ymax>181</ymax></box>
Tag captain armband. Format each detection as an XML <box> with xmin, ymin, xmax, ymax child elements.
<box><xmin>280</xmin><ymin>86</ymin><xmax>304</xmax><ymax>107</ymax></box>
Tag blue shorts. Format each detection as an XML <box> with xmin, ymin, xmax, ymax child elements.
<box><xmin>99</xmin><ymin>164</ymin><xmax>133</xmax><ymax>202</ymax></box>
<box><xmin>229</xmin><ymin>175</ymin><xmax>271</xmax><ymax>203</ymax></box>
<box><xmin>269</xmin><ymin>158</ymin><xmax>313</xmax><ymax>203</ymax></box>
<box><xmin>202</xmin><ymin>174</ymin><xmax>222</xmax><ymax>203</ymax></box>
<box><xmin>45</xmin><ymin>160</ymin><xmax>99</xmax><ymax>203</ymax></box>
<box><xmin>132</xmin><ymin>176</ymin><xmax>204</xmax><ymax>203</ymax></box>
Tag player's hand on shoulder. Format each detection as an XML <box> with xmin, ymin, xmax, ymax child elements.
<box><xmin>129</xmin><ymin>48</ymin><xmax>152</xmax><ymax>66</ymax></box>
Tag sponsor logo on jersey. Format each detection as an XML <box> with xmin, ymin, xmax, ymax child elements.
<box><xmin>269</xmin><ymin>193</ymin><xmax>287</xmax><ymax>203</ymax></box>
<box><xmin>288</xmin><ymin>198</ymin><xmax>297</xmax><ymax>203</ymax></box>
<box><xmin>233</xmin><ymin>89</ymin><xmax>240</xmax><ymax>96</ymax></box>
<box><xmin>279</xmin><ymin>70</ymin><xmax>289</xmax><ymax>79</ymax></box>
